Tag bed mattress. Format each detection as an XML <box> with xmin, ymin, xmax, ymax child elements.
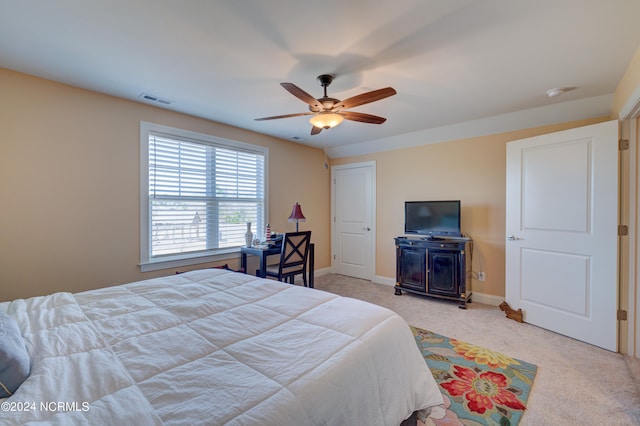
<box><xmin>0</xmin><ymin>269</ymin><xmax>443</xmax><ymax>425</ymax></box>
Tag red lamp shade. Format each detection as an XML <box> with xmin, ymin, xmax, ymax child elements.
<box><xmin>288</xmin><ymin>203</ymin><xmax>306</xmax><ymax>231</ymax></box>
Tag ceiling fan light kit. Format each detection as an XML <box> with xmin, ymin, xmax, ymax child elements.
<box><xmin>309</xmin><ymin>111</ymin><xmax>344</xmax><ymax>129</ymax></box>
<box><xmin>255</xmin><ymin>74</ymin><xmax>396</xmax><ymax>135</ymax></box>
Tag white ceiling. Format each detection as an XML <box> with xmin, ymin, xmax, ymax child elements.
<box><xmin>2</xmin><ymin>0</ymin><xmax>640</xmax><ymax>158</ymax></box>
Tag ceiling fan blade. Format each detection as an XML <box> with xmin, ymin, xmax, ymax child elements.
<box><xmin>281</xmin><ymin>83</ymin><xmax>323</xmax><ymax>111</ymax></box>
<box><xmin>341</xmin><ymin>111</ymin><xmax>387</xmax><ymax>124</ymax></box>
<box><xmin>311</xmin><ymin>125</ymin><xmax>323</xmax><ymax>135</ymax></box>
<box><xmin>333</xmin><ymin>87</ymin><xmax>397</xmax><ymax>110</ymax></box>
<box><xmin>254</xmin><ymin>112</ymin><xmax>313</xmax><ymax>121</ymax></box>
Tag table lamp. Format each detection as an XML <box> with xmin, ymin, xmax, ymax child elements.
<box><xmin>288</xmin><ymin>202</ymin><xmax>306</xmax><ymax>231</ymax></box>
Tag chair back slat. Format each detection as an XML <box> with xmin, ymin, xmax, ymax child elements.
<box><xmin>279</xmin><ymin>231</ymin><xmax>311</xmax><ymax>275</ymax></box>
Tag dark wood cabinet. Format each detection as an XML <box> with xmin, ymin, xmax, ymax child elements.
<box><xmin>394</xmin><ymin>236</ymin><xmax>471</xmax><ymax>308</ymax></box>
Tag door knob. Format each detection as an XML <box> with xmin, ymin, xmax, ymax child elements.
<box><xmin>507</xmin><ymin>235</ymin><xmax>523</xmax><ymax>241</ymax></box>
<box><xmin>362</xmin><ymin>227</ymin><xmax>371</xmax><ymax>231</ymax></box>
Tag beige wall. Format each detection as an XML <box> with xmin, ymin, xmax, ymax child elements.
<box><xmin>331</xmin><ymin>117</ymin><xmax>608</xmax><ymax>298</ymax></box>
<box><xmin>0</xmin><ymin>69</ymin><xmax>330</xmax><ymax>301</ymax></box>
<box><xmin>612</xmin><ymin>45</ymin><xmax>640</xmax><ymax>118</ymax></box>
<box><xmin>4</xmin><ymin>47</ymin><xmax>639</xmax><ymax>303</ymax></box>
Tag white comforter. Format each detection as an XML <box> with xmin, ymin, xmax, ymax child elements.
<box><xmin>0</xmin><ymin>269</ymin><xmax>443</xmax><ymax>425</ymax></box>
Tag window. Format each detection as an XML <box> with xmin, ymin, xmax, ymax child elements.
<box><xmin>140</xmin><ymin>122</ymin><xmax>267</xmax><ymax>271</ymax></box>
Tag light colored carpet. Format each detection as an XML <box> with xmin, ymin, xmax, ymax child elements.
<box><xmin>312</xmin><ymin>274</ymin><xmax>640</xmax><ymax>426</ymax></box>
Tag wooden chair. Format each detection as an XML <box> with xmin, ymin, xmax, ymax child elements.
<box><xmin>264</xmin><ymin>231</ymin><xmax>312</xmax><ymax>286</ymax></box>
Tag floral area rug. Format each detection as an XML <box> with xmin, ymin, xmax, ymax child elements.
<box><xmin>411</xmin><ymin>326</ymin><xmax>537</xmax><ymax>426</ymax></box>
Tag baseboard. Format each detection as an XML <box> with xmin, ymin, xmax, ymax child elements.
<box><xmin>374</xmin><ymin>275</ymin><xmax>396</xmax><ymax>286</ymax></box>
<box><xmin>470</xmin><ymin>292</ymin><xmax>503</xmax><ymax>306</ymax></box>
<box><xmin>372</xmin><ymin>275</ymin><xmax>503</xmax><ymax>306</ymax></box>
<box><xmin>314</xmin><ymin>267</ymin><xmax>331</xmax><ymax>278</ymax></box>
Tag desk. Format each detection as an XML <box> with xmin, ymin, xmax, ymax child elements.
<box><xmin>240</xmin><ymin>243</ymin><xmax>314</xmax><ymax>288</ymax></box>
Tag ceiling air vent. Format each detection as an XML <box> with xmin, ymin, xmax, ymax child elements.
<box><xmin>139</xmin><ymin>93</ymin><xmax>173</xmax><ymax>105</ymax></box>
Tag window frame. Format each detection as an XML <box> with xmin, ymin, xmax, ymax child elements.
<box><xmin>139</xmin><ymin>122</ymin><xmax>269</xmax><ymax>272</ymax></box>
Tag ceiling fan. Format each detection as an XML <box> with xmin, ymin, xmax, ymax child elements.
<box><xmin>255</xmin><ymin>74</ymin><xmax>397</xmax><ymax>135</ymax></box>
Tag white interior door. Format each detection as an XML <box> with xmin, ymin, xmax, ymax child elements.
<box><xmin>506</xmin><ymin>120</ymin><xmax>619</xmax><ymax>351</ymax></box>
<box><xmin>332</xmin><ymin>162</ymin><xmax>375</xmax><ymax>280</ymax></box>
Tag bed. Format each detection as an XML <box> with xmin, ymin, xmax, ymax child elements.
<box><xmin>0</xmin><ymin>268</ymin><xmax>443</xmax><ymax>425</ymax></box>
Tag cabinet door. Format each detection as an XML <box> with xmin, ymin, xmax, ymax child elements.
<box><xmin>428</xmin><ymin>250</ymin><xmax>459</xmax><ymax>296</ymax></box>
<box><xmin>399</xmin><ymin>246</ymin><xmax>426</xmax><ymax>292</ymax></box>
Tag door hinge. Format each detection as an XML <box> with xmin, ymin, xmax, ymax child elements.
<box><xmin>619</xmin><ymin>139</ymin><xmax>630</xmax><ymax>151</ymax></box>
<box><xmin>618</xmin><ymin>310</ymin><xmax>628</xmax><ymax>321</ymax></box>
<box><xmin>619</xmin><ymin>225</ymin><xmax>629</xmax><ymax>236</ymax></box>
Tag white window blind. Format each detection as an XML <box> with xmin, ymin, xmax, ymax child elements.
<box><xmin>140</xmin><ymin>122</ymin><xmax>267</xmax><ymax>270</ymax></box>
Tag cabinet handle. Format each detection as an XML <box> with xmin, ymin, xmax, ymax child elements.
<box><xmin>425</xmin><ymin>249</ymin><xmax>429</xmax><ymax>286</ymax></box>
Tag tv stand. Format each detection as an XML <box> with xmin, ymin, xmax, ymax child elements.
<box><xmin>394</xmin><ymin>236</ymin><xmax>472</xmax><ymax>309</ymax></box>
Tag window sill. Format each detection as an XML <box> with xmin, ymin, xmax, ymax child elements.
<box><xmin>139</xmin><ymin>248</ymin><xmax>240</xmax><ymax>272</ymax></box>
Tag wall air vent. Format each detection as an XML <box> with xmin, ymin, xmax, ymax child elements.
<box><xmin>139</xmin><ymin>93</ymin><xmax>173</xmax><ymax>105</ymax></box>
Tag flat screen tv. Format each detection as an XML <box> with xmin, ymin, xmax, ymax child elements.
<box><xmin>404</xmin><ymin>200</ymin><xmax>461</xmax><ymax>237</ymax></box>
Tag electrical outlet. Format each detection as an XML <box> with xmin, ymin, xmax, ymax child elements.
<box><xmin>478</xmin><ymin>272</ymin><xmax>486</xmax><ymax>281</ymax></box>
